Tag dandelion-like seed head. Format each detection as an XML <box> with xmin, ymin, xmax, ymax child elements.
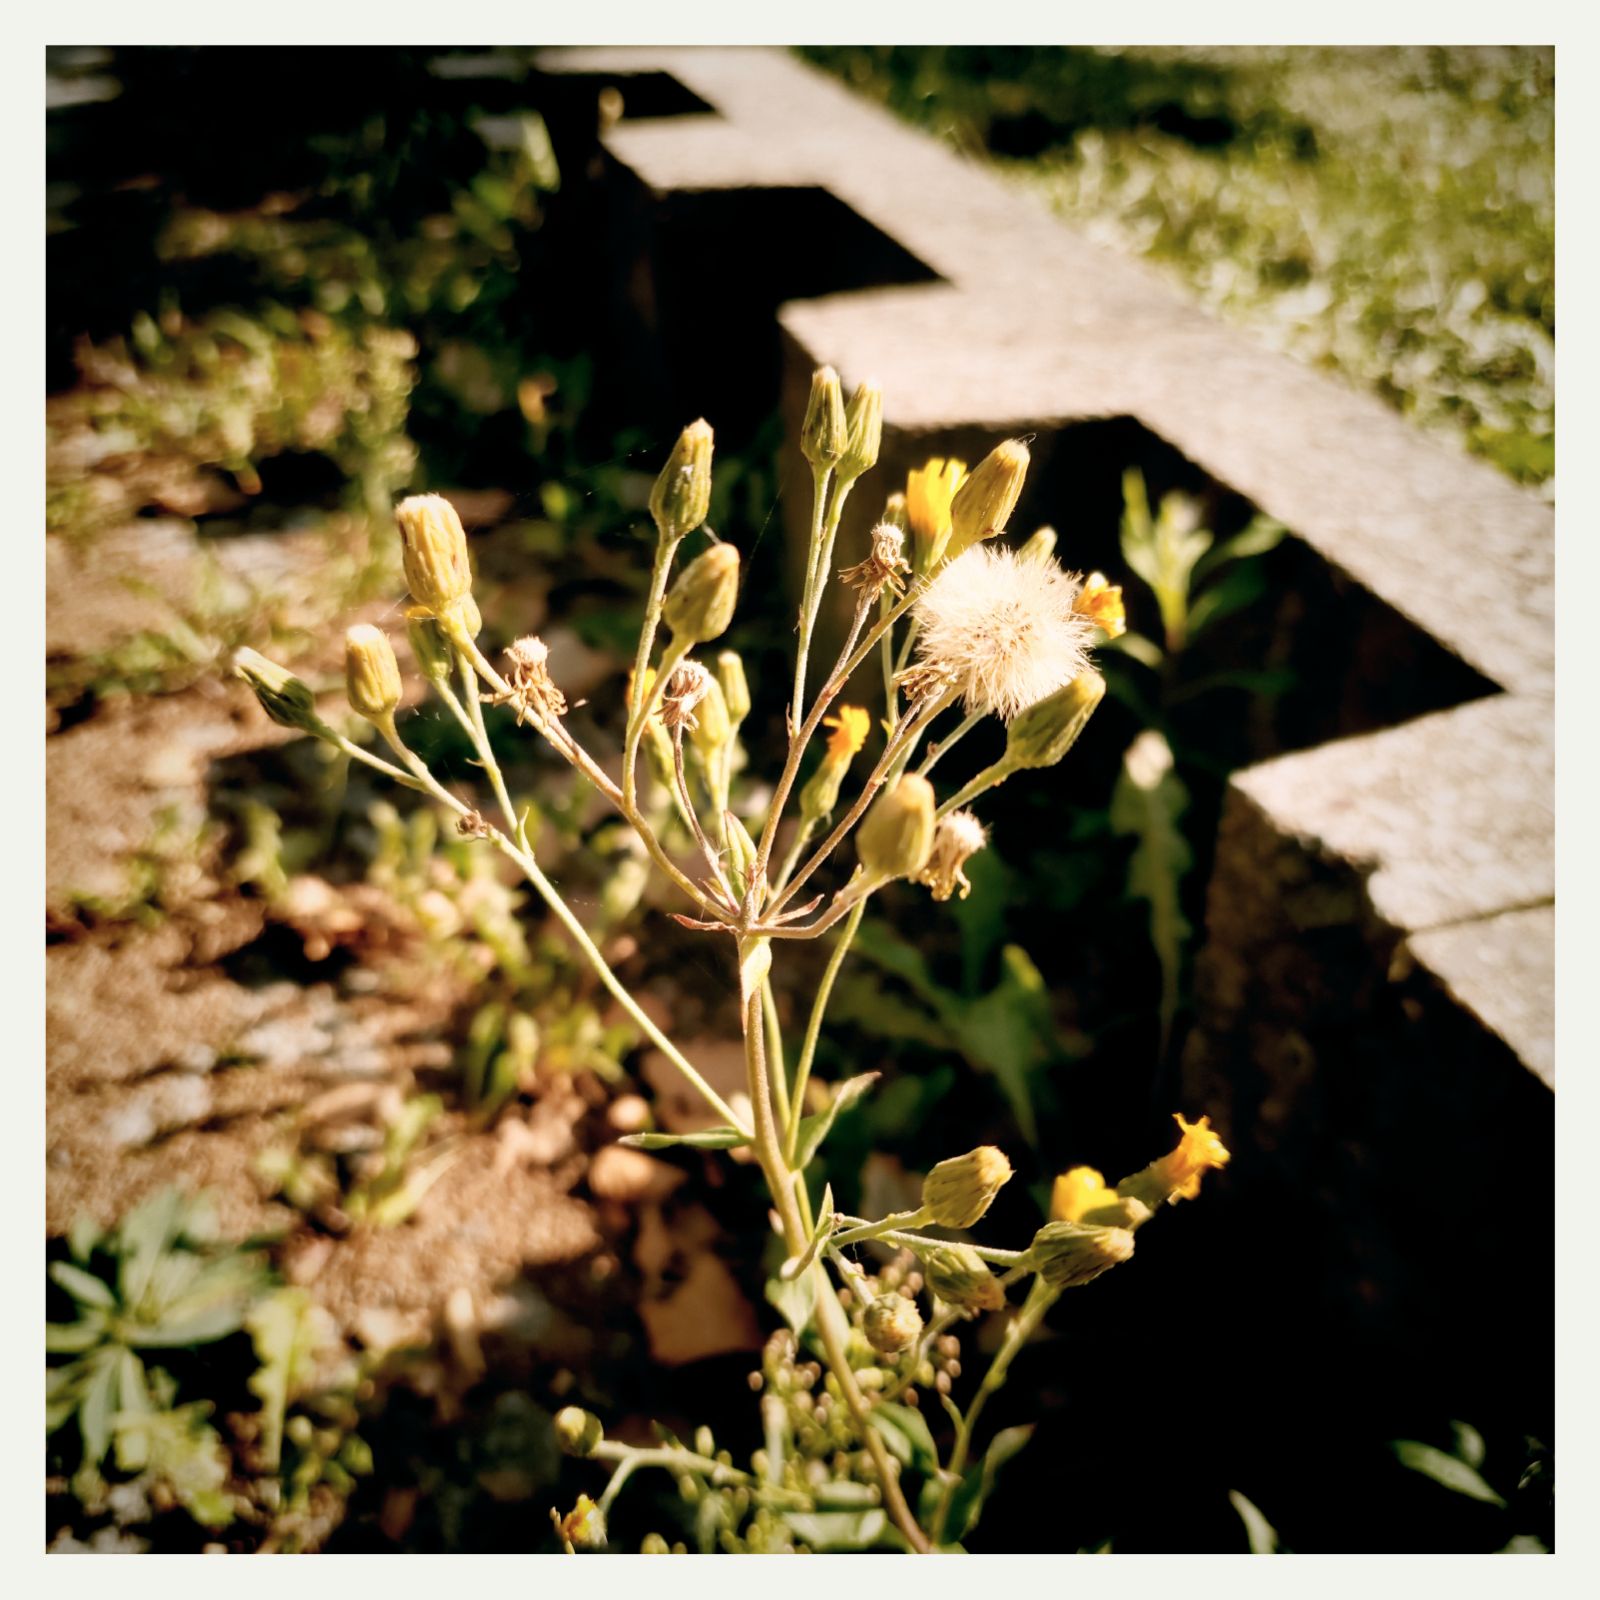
<box><xmin>911</xmin><ymin>545</ymin><xmax>1098</xmax><ymax>721</ymax></box>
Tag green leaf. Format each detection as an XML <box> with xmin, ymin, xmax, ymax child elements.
<box><xmin>618</xmin><ymin>1126</ymin><xmax>749</xmax><ymax>1151</ymax></box>
<box><xmin>1187</xmin><ymin>559</ymin><xmax>1267</xmax><ymax>639</ymax></box>
<box><xmin>67</xmin><ymin>1213</ymin><xmax>102</xmax><ymax>1264</ymax></box>
<box><xmin>112</xmin><ymin>1394</ymin><xmax>236</xmax><ymax>1529</ymax></box>
<box><xmin>867</xmin><ymin>1402</ymin><xmax>938</xmax><ymax>1473</ymax></box>
<box><xmin>46</xmin><ymin>1319</ymin><xmax>104</xmax><ymax>1355</ymax></box>
<box><xmin>1192</xmin><ymin>515</ymin><xmax>1286</xmax><ymax>584</ymax></box>
<box><xmin>764</xmin><ymin>1271</ymin><xmax>816</xmax><ymax>1338</ymax></box>
<box><xmin>1104</xmin><ymin>629</ymin><xmax>1165</xmax><ymax>671</ymax></box>
<box><xmin>1229</xmin><ymin>1488</ymin><xmax>1281</xmax><ymax>1553</ymax></box>
<box><xmin>117</xmin><ymin>1187</ymin><xmax>185</xmax><ymax>1312</ymax></box>
<box><xmin>784</xmin><ymin>1509</ymin><xmax>888</xmax><ymax>1550</ymax></box>
<box><xmin>50</xmin><ymin>1261</ymin><xmax>116</xmax><ymax>1310</ymax></box>
<box><xmin>1391</xmin><ymin>1440</ymin><xmax>1507</xmax><ymax>1506</ymax></box>
<box><xmin>1110</xmin><ymin>731</ymin><xmax>1192</xmax><ymax>1055</ymax></box>
<box><xmin>793</xmin><ymin>1073</ymin><xmax>879</xmax><ymax>1170</ymax></box>
<box><xmin>813</xmin><ymin>1479</ymin><xmax>881</xmax><ymax>1509</ymax></box>
<box><xmin>78</xmin><ymin>1349</ymin><xmax>120</xmax><ymax>1465</ymax></box>
<box><xmin>247</xmin><ymin>1287</ymin><xmax>330</xmax><ymax>1472</ymax></box>
<box><xmin>952</xmin><ymin>946</ymin><xmax>1050</xmax><ymax>1145</ymax></box>
<box><xmin>943</xmin><ymin>1423</ymin><xmax>1034</xmax><ymax>1541</ymax></box>
<box><xmin>1451</xmin><ymin>1419</ymin><xmax>1487</xmax><ymax>1470</ymax></box>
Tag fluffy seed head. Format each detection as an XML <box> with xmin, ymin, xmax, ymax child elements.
<box><xmin>912</xmin><ymin>545</ymin><xmax>1098</xmax><ymax>721</ymax></box>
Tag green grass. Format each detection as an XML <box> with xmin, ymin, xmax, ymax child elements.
<box><xmin>801</xmin><ymin>46</ymin><xmax>1553</xmax><ymax>492</ymax></box>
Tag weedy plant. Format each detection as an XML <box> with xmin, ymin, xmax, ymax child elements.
<box><xmin>237</xmin><ymin>368</ymin><xmax>1233</xmax><ymax>1553</ymax></box>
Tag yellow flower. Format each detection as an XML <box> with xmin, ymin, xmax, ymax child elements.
<box><xmin>627</xmin><ymin>665</ymin><xmax>657</xmax><ymax>712</ymax></box>
<box><xmin>905</xmin><ymin>457</ymin><xmax>968</xmax><ymax>567</ymax></box>
<box><xmin>1151</xmin><ymin>1112</ymin><xmax>1230</xmax><ymax>1201</ymax></box>
<box><xmin>822</xmin><ymin>704</ymin><xmax>870</xmax><ymax>761</ymax></box>
<box><xmin>1050</xmin><ymin>1166</ymin><xmax>1119</xmax><ymax>1223</ymax></box>
<box><xmin>1073</xmin><ymin>572</ymin><xmax>1127</xmax><ymax>640</ymax></box>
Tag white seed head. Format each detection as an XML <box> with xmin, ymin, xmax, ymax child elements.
<box><xmin>911</xmin><ymin>545</ymin><xmax>1098</xmax><ymax>721</ymax></box>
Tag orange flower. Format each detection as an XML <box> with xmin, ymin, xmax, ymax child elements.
<box><xmin>1073</xmin><ymin>572</ymin><xmax>1127</xmax><ymax>640</ymax></box>
<box><xmin>1152</xmin><ymin>1113</ymin><xmax>1231</xmax><ymax>1201</ymax></box>
<box><xmin>822</xmin><ymin>704</ymin><xmax>870</xmax><ymax>761</ymax></box>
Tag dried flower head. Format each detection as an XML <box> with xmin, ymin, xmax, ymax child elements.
<box><xmin>455</xmin><ymin>809</ymin><xmax>490</xmax><ymax>840</ymax></box>
<box><xmin>660</xmin><ymin>660</ymin><xmax>712</xmax><ymax>732</ymax></box>
<box><xmin>488</xmin><ymin>635</ymin><xmax>567</xmax><ymax>727</ymax></box>
<box><xmin>911</xmin><ymin>545</ymin><xmax>1098</xmax><ymax>721</ymax></box>
<box><xmin>863</xmin><ymin>1293</ymin><xmax>923</xmax><ymax>1355</ymax></box>
<box><xmin>840</xmin><ymin>521</ymin><xmax>911</xmax><ymax>601</ymax></box>
<box><xmin>916</xmin><ymin>809</ymin><xmax>987</xmax><ymax>902</ymax></box>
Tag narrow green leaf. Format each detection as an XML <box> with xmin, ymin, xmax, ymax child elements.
<box><xmin>1391</xmin><ymin>1440</ymin><xmax>1507</xmax><ymax>1506</ymax></box>
<box><xmin>946</xmin><ymin>1423</ymin><xmax>1035</xmax><ymax>1540</ymax></box>
<box><xmin>1451</xmin><ymin>1419</ymin><xmax>1487</xmax><ymax>1470</ymax></box>
<box><xmin>46</xmin><ymin>1320</ymin><xmax>104</xmax><ymax>1355</ymax></box>
<box><xmin>79</xmin><ymin>1349</ymin><xmax>119</xmax><ymax>1465</ymax></box>
<box><xmin>1229</xmin><ymin>1488</ymin><xmax>1281</xmax><ymax>1553</ymax></box>
<box><xmin>618</xmin><ymin>1126</ymin><xmax>749</xmax><ymax>1151</ymax></box>
<box><xmin>793</xmin><ymin>1073</ymin><xmax>879</xmax><ymax>1170</ymax></box>
<box><xmin>765</xmin><ymin>1271</ymin><xmax>816</xmax><ymax>1338</ymax></box>
<box><xmin>784</xmin><ymin>1509</ymin><xmax>888</xmax><ymax>1550</ymax></box>
<box><xmin>67</xmin><ymin>1213</ymin><xmax>102</xmax><ymax>1265</ymax></box>
<box><xmin>49</xmin><ymin>1261</ymin><xmax>117</xmax><ymax>1310</ymax></box>
<box><xmin>117</xmin><ymin>1187</ymin><xmax>184</xmax><ymax>1312</ymax></box>
<box><xmin>867</xmin><ymin>1402</ymin><xmax>938</xmax><ymax>1473</ymax></box>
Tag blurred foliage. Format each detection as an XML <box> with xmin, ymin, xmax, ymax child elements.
<box><xmin>801</xmin><ymin>46</ymin><xmax>1553</xmax><ymax>491</ymax></box>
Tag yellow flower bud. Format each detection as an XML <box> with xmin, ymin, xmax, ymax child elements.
<box><xmin>723</xmin><ymin>812</ymin><xmax>761</xmax><ymax>904</ymax></box>
<box><xmin>716</xmin><ymin>649</ymin><xmax>751</xmax><ymax>725</ymax></box>
<box><xmin>856</xmin><ymin>772</ymin><xmax>936</xmax><ymax>881</ymax></box>
<box><xmin>405</xmin><ymin>594</ymin><xmax>477</xmax><ymax>683</ymax></box>
<box><xmin>663</xmin><ymin>542</ymin><xmax>740</xmax><ymax>644</ymax></box>
<box><xmin>395</xmin><ymin>494</ymin><xmax>473</xmax><ymax>618</ymax></box>
<box><xmin>920</xmin><ymin>1243</ymin><xmax>1006</xmax><ymax>1312</ymax></box>
<box><xmin>947</xmin><ymin>439</ymin><xmax>1029</xmax><ymax>562</ymax></box>
<box><xmin>881</xmin><ymin>490</ymin><xmax>910</xmax><ymax>536</ymax></box>
<box><xmin>863</xmin><ymin>1293</ymin><xmax>923</xmax><ymax>1355</ymax></box>
<box><xmin>234</xmin><ymin>648</ymin><xmax>329</xmax><ymax>736</ymax></box>
<box><xmin>922</xmin><ymin>1145</ymin><xmax>1012</xmax><ymax>1229</ymax></box>
<box><xmin>1004</xmin><ymin>669</ymin><xmax>1105</xmax><ymax>771</ymax></box>
<box><xmin>1018</xmin><ymin>525</ymin><xmax>1058</xmax><ymax>565</ymax></box>
<box><xmin>687</xmin><ymin>674</ymin><xmax>732</xmax><ymax>757</ymax></box>
<box><xmin>800</xmin><ymin>366</ymin><xmax>846</xmax><ymax>469</ymax></box>
<box><xmin>345</xmin><ymin>624</ymin><xmax>402</xmax><ymax>722</ymax></box>
<box><xmin>554</xmin><ymin>1406</ymin><xmax>604</xmax><ymax>1458</ymax></box>
<box><xmin>837</xmin><ymin>380</ymin><xmax>883</xmax><ymax>482</ymax></box>
<box><xmin>1028</xmin><ymin>1220</ymin><xmax>1134</xmax><ymax>1290</ymax></box>
<box><xmin>1049</xmin><ymin>1165</ymin><xmax>1150</xmax><ymax>1230</ymax></box>
<box><xmin>650</xmin><ymin>418</ymin><xmax>714</xmax><ymax>543</ymax></box>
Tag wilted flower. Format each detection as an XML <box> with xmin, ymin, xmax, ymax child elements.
<box><xmin>487</xmin><ymin>635</ymin><xmax>567</xmax><ymax>727</ymax></box>
<box><xmin>660</xmin><ymin>660</ymin><xmax>712</xmax><ymax>733</ymax></box>
<box><xmin>840</xmin><ymin>521</ymin><xmax>911</xmax><ymax>601</ymax></box>
<box><xmin>916</xmin><ymin>809</ymin><xmax>987</xmax><ymax>902</ymax></box>
<box><xmin>911</xmin><ymin>545</ymin><xmax>1099</xmax><ymax>721</ymax></box>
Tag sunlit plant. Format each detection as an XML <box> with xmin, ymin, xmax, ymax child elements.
<box><xmin>237</xmin><ymin>367</ymin><xmax>1232</xmax><ymax>1552</ymax></box>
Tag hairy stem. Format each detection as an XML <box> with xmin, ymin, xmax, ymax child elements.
<box><xmin>783</xmin><ymin>895</ymin><xmax>867</xmax><ymax>1162</ymax></box>
<box><xmin>623</xmin><ymin>533</ymin><xmax>682</xmax><ymax>810</ymax></box>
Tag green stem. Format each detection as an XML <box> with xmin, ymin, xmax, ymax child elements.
<box><xmin>784</xmin><ymin>895</ymin><xmax>867</xmax><ymax>1161</ymax></box>
<box><xmin>623</xmin><ymin>533</ymin><xmax>683</xmax><ymax>810</ymax></box>
<box><xmin>936</xmin><ymin>755</ymin><xmax>1018</xmax><ymax>819</ymax></box>
<box><xmin>931</xmin><ymin>1275</ymin><xmax>1060</xmax><ymax>1543</ymax></box>
<box><xmin>737</xmin><ymin>975</ymin><xmax>930</xmax><ymax>1552</ymax></box>
<box><xmin>917</xmin><ymin>709</ymin><xmax>985</xmax><ymax>778</ymax></box>
<box><xmin>384</xmin><ymin>694</ymin><xmax>749</xmax><ymax>1138</ymax></box>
